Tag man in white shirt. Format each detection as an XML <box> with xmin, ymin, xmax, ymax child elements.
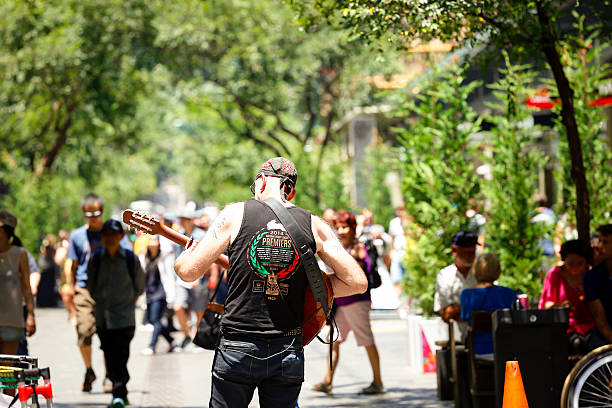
<box><xmin>434</xmin><ymin>231</ymin><xmax>478</xmax><ymax>326</ymax></box>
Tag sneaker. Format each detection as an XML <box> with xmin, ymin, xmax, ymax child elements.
<box><xmin>82</xmin><ymin>368</ymin><xmax>96</xmax><ymax>392</ymax></box>
<box><xmin>167</xmin><ymin>343</ymin><xmax>177</xmax><ymax>353</ymax></box>
<box><xmin>358</xmin><ymin>382</ymin><xmax>385</xmax><ymax>395</ymax></box>
<box><xmin>109</xmin><ymin>397</ymin><xmax>126</xmax><ymax>408</ymax></box>
<box><xmin>103</xmin><ymin>377</ymin><xmax>113</xmax><ymax>393</ymax></box>
<box><xmin>141</xmin><ymin>347</ymin><xmax>155</xmax><ymax>356</ymax></box>
<box><xmin>180</xmin><ymin>337</ymin><xmax>192</xmax><ymax>349</ymax></box>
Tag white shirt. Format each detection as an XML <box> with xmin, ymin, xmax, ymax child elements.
<box><xmin>388</xmin><ymin>216</ymin><xmax>406</xmax><ymax>251</ymax></box>
<box><xmin>433</xmin><ymin>263</ymin><xmax>477</xmax><ymax>312</ymax></box>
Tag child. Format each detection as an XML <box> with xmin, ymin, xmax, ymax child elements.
<box><xmin>460</xmin><ymin>253</ymin><xmax>516</xmax><ymax>360</ymax></box>
<box><xmin>87</xmin><ymin>220</ymin><xmax>144</xmax><ymax>408</ymax></box>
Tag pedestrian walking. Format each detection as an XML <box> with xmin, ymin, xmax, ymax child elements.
<box><xmin>55</xmin><ymin>229</ymin><xmax>77</xmax><ymax>326</ymax></box>
<box><xmin>67</xmin><ymin>193</ymin><xmax>131</xmax><ymax>392</ymax></box>
<box><xmin>174</xmin><ymin>157</ymin><xmax>367</xmax><ymax>408</ymax></box>
<box><xmin>313</xmin><ymin>210</ymin><xmax>385</xmax><ymax>395</ymax></box>
<box><xmin>140</xmin><ymin>235</ymin><xmax>176</xmax><ymax>355</ymax></box>
<box><xmin>88</xmin><ymin>219</ymin><xmax>145</xmax><ymax>408</ymax></box>
<box><xmin>37</xmin><ymin>234</ymin><xmax>59</xmax><ymax>307</ymax></box>
<box><xmin>0</xmin><ymin>210</ymin><xmax>36</xmax><ymax>397</ymax></box>
<box><xmin>173</xmin><ymin>208</ymin><xmax>209</xmax><ymax>350</ymax></box>
<box><xmin>0</xmin><ymin>210</ymin><xmax>36</xmax><ymax>357</ymax></box>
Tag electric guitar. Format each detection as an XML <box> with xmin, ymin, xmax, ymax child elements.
<box><xmin>122</xmin><ymin>209</ymin><xmax>333</xmax><ymax>345</ymax></box>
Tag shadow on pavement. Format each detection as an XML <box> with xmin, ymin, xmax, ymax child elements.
<box><xmin>302</xmin><ymin>387</ymin><xmax>446</xmax><ymax>408</ymax></box>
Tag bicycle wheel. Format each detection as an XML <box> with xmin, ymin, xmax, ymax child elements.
<box><xmin>560</xmin><ymin>344</ymin><xmax>612</xmax><ymax>407</ymax></box>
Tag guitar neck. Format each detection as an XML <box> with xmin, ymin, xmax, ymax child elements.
<box><xmin>159</xmin><ymin>224</ymin><xmax>192</xmax><ymax>248</ymax></box>
<box><xmin>158</xmin><ymin>224</ymin><xmax>230</xmax><ymax>269</ymax></box>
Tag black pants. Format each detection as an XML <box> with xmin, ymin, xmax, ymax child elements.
<box><xmin>97</xmin><ymin>326</ymin><xmax>135</xmax><ymax>400</ymax></box>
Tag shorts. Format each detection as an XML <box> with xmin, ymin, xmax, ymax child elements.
<box><xmin>75</xmin><ymin>286</ymin><xmax>96</xmax><ymax>347</ymax></box>
<box><xmin>174</xmin><ymin>283</ymin><xmax>208</xmax><ymax>312</ymax></box>
<box><xmin>335</xmin><ymin>300</ymin><xmax>375</xmax><ymax>347</ymax></box>
<box><xmin>0</xmin><ymin>326</ymin><xmax>25</xmax><ymax>342</ymax></box>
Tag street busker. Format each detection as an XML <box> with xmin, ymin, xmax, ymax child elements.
<box><xmin>175</xmin><ymin>157</ymin><xmax>367</xmax><ymax>408</ymax></box>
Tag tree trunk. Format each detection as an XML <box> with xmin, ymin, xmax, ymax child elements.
<box><xmin>536</xmin><ymin>2</ymin><xmax>590</xmax><ymax>242</ymax></box>
<box><xmin>33</xmin><ymin>116</ymin><xmax>71</xmax><ymax>177</ymax></box>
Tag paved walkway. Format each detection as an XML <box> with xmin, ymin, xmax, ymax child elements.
<box><xmin>25</xmin><ymin>307</ymin><xmax>452</xmax><ymax>408</ymax></box>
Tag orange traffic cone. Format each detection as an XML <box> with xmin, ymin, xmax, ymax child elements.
<box><xmin>502</xmin><ymin>361</ymin><xmax>529</xmax><ymax>408</ymax></box>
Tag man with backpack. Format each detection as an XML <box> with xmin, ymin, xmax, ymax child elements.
<box><xmin>88</xmin><ymin>219</ymin><xmax>145</xmax><ymax>408</ymax></box>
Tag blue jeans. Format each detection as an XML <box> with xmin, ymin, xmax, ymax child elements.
<box><xmin>210</xmin><ymin>332</ymin><xmax>304</xmax><ymax>408</ymax></box>
<box><xmin>147</xmin><ymin>299</ymin><xmax>173</xmax><ymax>349</ymax></box>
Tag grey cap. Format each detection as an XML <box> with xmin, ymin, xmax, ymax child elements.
<box><xmin>0</xmin><ymin>210</ymin><xmax>17</xmax><ymax>229</ymax></box>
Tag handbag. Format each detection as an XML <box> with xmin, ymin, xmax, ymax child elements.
<box><xmin>193</xmin><ymin>275</ymin><xmax>225</xmax><ymax>350</ymax></box>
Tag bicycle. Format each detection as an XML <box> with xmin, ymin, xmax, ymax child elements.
<box><xmin>0</xmin><ymin>354</ymin><xmax>53</xmax><ymax>408</ymax></box>
<box><xmin>560</xmin><ymin>344</ymin><xmax>612</xmax><ymax>407</ymax></box>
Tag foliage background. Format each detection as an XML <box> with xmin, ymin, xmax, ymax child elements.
<box><xmin>0</xmin><ymin>0</ymin><xmax>401</xmax><ymax>253</ymax></box>
<box><xmin>393</xmin><ymin>63</ymin><xmax>481</xmax><ymax>314</ymax></box>
<box><xmin>482</xmin><ymin>56</ymin><xmax>547</xmax><ymax>305</ymax></box>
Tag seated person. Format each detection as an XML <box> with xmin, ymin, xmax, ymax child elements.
<box><xmin>434</xmin><ymin>231</ymin><xmax>478</xmax><ymax>339</ymax></box>
<box><xmin>583</xmin><ymin>224</ymin><xmax>612</xmax><ymax>350</ymax></box>
<box><xmin>460</xmin><ymin>253</ymin><xmax>516</xmax><ymax>360</ymax></box>
<box><xmin>539</xmin><ymin>239</ymin><xmax>594</xmax><ymax>355</ymax></box>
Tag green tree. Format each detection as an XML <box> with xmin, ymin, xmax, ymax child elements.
<box><xmin>0</xmin><ymin>0</ymin><xmax>160</xmax><ymax>252</ymax></box>
<box><xmin>365</xmin><ymin>140</ymin><xmax>397</xmax><ymax>229</ymax></box>
<box><xmin>0</xmin><ymin>0</ymin><xmax>403</xmax><ymax>252</ymax></box>
<box><xmin>550</xmin><ymin>18</ymin><xmax>612</xmax><ymax>228</ymax></box>
<box><xmin>291</xmin><ymin>0</ymin><xmax>611</xmax><ymax>242</ymax></box>
<box><xmin>0</xmin><ymin>0</ymin><xmax>157</xmax><ymax>178</ymax></box>
<box><xmin>395</xmin><ymin>63</ymin><xmax>481</xmax><ymax>314</ymax></box>
<box><xmin>483</xmin><ymin>55</ymin><xmax>548</xmax><ymax>304</ymax></box>
<box><xmin>153</xmin><ymin>0</ymin><xmax>403</xmax><ymax>208</ymax></box>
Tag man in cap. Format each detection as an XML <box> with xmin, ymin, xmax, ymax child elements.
<box><xmin>175</xmin><ymin>157</ymin><xmax>367</xmax><ymax>408</ymax></box>
<box><xmin>434</xmin><ymin>231</ymin><xmax>478</xmax><ymax>325</ymax></box>
<box><xmin>87</xmin><ymin>219</ymin><xmax>144</xmax><ymax>408</ymax></box>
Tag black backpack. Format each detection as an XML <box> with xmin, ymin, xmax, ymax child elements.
<box><xmin>363</xmin><ymin>239</ymin><xmax>382</xmax><ymax>290</ymax></box>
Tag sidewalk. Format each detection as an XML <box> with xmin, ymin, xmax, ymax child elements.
<box><xmin>26</xmin><ymin>308</ymin><xmax>451</xmax><ymax>407</ymax></box>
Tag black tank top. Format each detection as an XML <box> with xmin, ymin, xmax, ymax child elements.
<box><xmin>222</xmin><ymin>199</ymin><xmax>316</xmax><ymax>337</ymax></box>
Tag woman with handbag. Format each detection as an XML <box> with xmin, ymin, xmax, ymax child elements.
<box><xmin>313</xmin><ymin>210</ymin><xmax>385</xmax><ymax>395</ymax></box>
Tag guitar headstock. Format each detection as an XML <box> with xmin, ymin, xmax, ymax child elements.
<box><xmin>122</xmin><ymin>209</ymin><xmax>163</xmax><ymax>235</ymax></box>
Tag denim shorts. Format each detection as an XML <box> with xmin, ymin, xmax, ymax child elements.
<box><xmin>0</xmin><ymin>326</ymin><xmax>25</xmax><ymax>342</ymax></box>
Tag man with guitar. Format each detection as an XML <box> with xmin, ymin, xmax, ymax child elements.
<box><xmin>174</xmin><ymin>157</ymin><xmax>367</xmax><ymax>408</ymax></box>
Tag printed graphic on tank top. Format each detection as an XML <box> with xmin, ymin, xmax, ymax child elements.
<box><xmin>248</xmin><ymin>219</ymin><xmax>301</xmax><ymax>300</ymax></box>
<box><xmin>223</xmin><ymin>200</ymin><xmax>315</xmax><ymax>337</ymax></box>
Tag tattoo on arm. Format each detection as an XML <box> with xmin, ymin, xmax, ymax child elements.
<box><xmin>212</xmin><ymin>215</ymin><xmax>227</xmax><ymax>240</ymax></box>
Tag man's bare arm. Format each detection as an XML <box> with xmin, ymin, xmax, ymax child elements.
<box><xmin>312</xmin><ymin>216</ymin><xmax>368</xmax><ymax>297</ymax></box>
<box><xmin>588</xmin><ymin>299</ymin><xmax>612</xmax><ymax>343</ymax></box>
<box><xmin>175</xmin><ymin>202</ymin><xmax>243</xmax><ymax>282</ymax></box>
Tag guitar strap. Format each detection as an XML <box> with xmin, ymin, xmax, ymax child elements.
<box><xmin>261</xmin><ymin>199</ymin><xmax>334</xmax><ymax>368</ymax></box>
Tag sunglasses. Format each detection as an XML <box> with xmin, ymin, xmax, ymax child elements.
<box><xmin>83</xmin><ymin>210</ymin><xmax>103</xmax><ymax>218</ymax></box>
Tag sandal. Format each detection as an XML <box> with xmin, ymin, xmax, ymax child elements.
<box><xmin>358</xmin><ymin>382</ymin><xmax>385</xmax><ymax>395</ymax></box>
<box><xmin>312</xmin><ymin>382</ymin><xmax>332</xmax><ymax>394</ymax></box>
